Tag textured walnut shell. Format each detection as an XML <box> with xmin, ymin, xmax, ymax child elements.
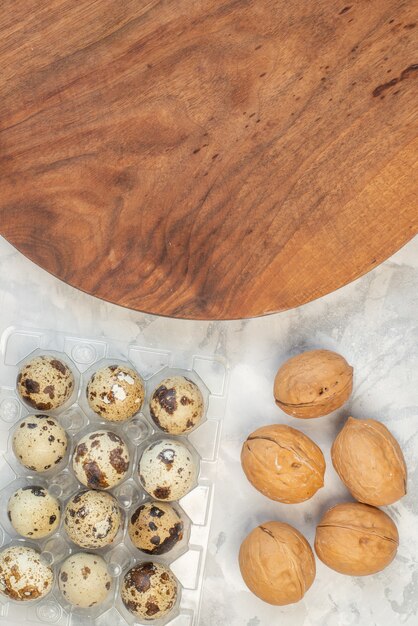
<box><xmin>332</xmin><ymin>416</ymin><xmax>407</xmax><ymax>506</ymax></box>
<box><xmin>274</xmin><ymin>349</ymin><xmax>353</xmax><ymax>418</ymax></box>
<box><xmin>315</xmin><ymin>502</ymin><xmax>399</xmax><ymax>576</ymax></box>
<box><xmin>239</xmin><ymin>521</ymin><xmax>316</xmax><ymax>605</ymax></box>
<box><xmin>241</xmin><ymin>424</ymin><xmax>325</xmax><ymax>503</ymax></box>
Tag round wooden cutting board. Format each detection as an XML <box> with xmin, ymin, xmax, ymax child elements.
<box><xmin>0</xmin><ymin>1</ymin><xmax>417</xmax><ymax>319</ymax></box>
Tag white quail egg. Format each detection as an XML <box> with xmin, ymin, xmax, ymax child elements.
<box><xmin>138</xmin><ymin>440</ymin><xmax>198</xmax><ymax>501</ymax></box>
<box><xmin>0</xmin><ymin>546</ymin><xmax>53</xmax><ymax>601</ymax></box>
<box><xmin>12</xmin><ymin>415</ymin><xmax>68</xmax><ymax>472</ymax></box>
<box><xmin>87</xmin><ymin>364</ymin><xmax>144</xmax><ymax>421</ymax></box>
<box><xmin>8</xmin><ymin>486</ymin><xmax>60</xmax><ymax>539</ymax></box>
<box><xmin>17</xmin><ymin>355</ymin><xmax>74</xmax><ymax>411</ymax></box>
<box><xmin>72</xmin><ymin>430</ymin><xmax>130</xmax><ymax>489</ymax></box>
<box><xmin>128</xmin><ymin>501</ymin><xmax>184</xmax><ymax>555</ymax></box>
<box><xmin>59</xmin><ymin>553</ymin><xmax>112</xmax><ymax>608</ymax></box>
<box><xmin>64</xmin><ymin>490</ymin><xmax>122</xmax><ymax>548</ymax></box>
<box><xmin>149</xmin><ymin>376</ymin><xmax>204</xmax><ymax>434</ymax></box>
<box><xmin>121</xmin><ymin>562</ymin><xmax>178</xmax><ymax>620</ymax></box>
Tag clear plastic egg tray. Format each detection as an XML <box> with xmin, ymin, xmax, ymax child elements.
<box><xmin>0</xmin><ymin>327</ymin><xmax>228</xmax><ymax>626</ymax></box>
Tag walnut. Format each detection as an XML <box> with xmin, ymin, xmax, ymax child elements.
<box><xmin>274</xmin><ymin>349</ymin><xmax>353</xmax><ymax>418</ymax></box>
<box><xmin>315</xmin><ymin>502</ymin><xmax>398</xmax><ymax>575</ymax></box>
<box><xmin>331</xmin><ymin>416</ymin><xmax>406</xmax><ymax>506</ymax></box>
<box><xmin>241</xmin><ymin>424</ymin><xmax>325</xmax><ymax>503</ymax></box>
<box><xmin>239</xmin><ymin>521</ymin><xmax>315</xmax><ymax>605</ymax></box>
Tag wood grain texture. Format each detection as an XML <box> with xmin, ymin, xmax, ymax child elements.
<box><xmin>0</xmin><ymin>0</ymin><xmax>417</xmax><ymax>319</ymax></box>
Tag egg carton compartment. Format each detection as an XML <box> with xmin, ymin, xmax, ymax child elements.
<box><xmin>78</xmin><ymin>358</ymin><xmax>146</xmax><ymax>426</ymax></box>
<box><xmin>142</xmin><ymin>368</ymin><xmax>210</xmax><ymax>437</ymax></box>
<box><xmin>0</xmin><ymin>478</ymin><xmax>64</xmax><ymax>543</ymax></box>
<box><xmin>15</xmin><ymin>350</ymin><xmax>80</xmax><ymax>416</ymax></box>
<box><xmin>0</xmin><ymin>327</ymin><xmax>228</xmax><ymax>626</ymax></box>
<box><xmin>6</xmin><ymin>413</ymin><xmax>73</xmax><ymax>479</ymax></box>
<box><xmin>125</xmin><ymin>498</ymin><xmax>192</xmax><ymax>562</ymax></box>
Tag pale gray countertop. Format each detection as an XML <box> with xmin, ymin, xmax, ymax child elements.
<box><xmin>0</xmin><ymin>235</ymin><xmax>417</xmax><ymax>626</ymax></box>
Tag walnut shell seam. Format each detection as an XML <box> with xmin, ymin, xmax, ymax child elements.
<box><xmin>362</xmin><ymin>422</ymin><xmax>407</xmax><ymax>493</ymax></box>
<box><xmin>259</xmin><ymin>525</ymin><xmax>309</xmax><ymax>598</ymax></box>
<box><xmin>245</xmin><ymin>435</ymin><xmax>325</xmax><ymax>484</ymax></box>
<box><xmin>275</xmin><ymin>373</ymin><xmax>353</xmax><ymax>410</ymax></box>
<box><xmin>316</xmin><ymin>522</ymin><xmax>399</xmax><ymax>546</ymax></box>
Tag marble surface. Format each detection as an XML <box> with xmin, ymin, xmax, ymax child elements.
<box><xmin>0</xmin><ymin>234</ymin><xmax>417</xmax><ymax>626</ymax></box>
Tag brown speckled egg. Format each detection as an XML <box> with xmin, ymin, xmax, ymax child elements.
<box><xmin>17</xmin><ymin>355</ymin><xmax>74</xmax><ymax>411</ymax></box>
<box><xmin>87</xmin><ymin>364</ymin><xmax>144</xmax><ymax>422</ymax></box>
<box><xmin>138</xmin><ymin>440</ymin><xmax>198</xmax><ymax>501</ymax></box>
<box><xmin>149</xmin><ymin>376</ymin><xmax>204</xmax><ymax>434</ymax></box>
<box><xmin>59</xmin><ymin>553</ymin><xmax>111</xmax><ymax>608</ymax></box>
<box><xmin>8</xmin><ymin>486</ymin><xmax>60</xmax><ymax>539</ymax></box>
<box><xmin>12</xmin><ymin>415</ymin><xmax>68</xmax><ymax>472</ymax></box>
<box><xmin>64</xmin><ymin>490</ymin><xmax>122</xmax><ymax>549</ymax></box>
<box><xmin>0</xmin><ymin>546</ymin><xmax>53</xmax><ymax>601</ymax></box>
<box><xmin>121</xmin><ymin>562</ymin><xmax>178</xmax><ymax>620</ymax></box>
<box><xmin>128</xmin><ymin>502</ymin><xmax>184</xmax><ymax>555</ymax></box>
<box><xmin>72</xmin><ymin>430</ymin><xmax>130</xmax><ymax>489</ymax></box>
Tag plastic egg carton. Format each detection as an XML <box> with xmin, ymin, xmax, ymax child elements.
<box><xmin>0</xmin><ymin>327</ymin><xmax>228</xmax><ymax>626</ymax></box>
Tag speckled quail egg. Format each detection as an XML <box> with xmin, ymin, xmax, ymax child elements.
<box><xmin>87</xmin><ymin>364</ymin><xmax>144</xmax><ymax>422</ymax></box>
<box><xmin>121</xmin><ymin>562</ymin><xmax>178</xmax><ymax>620</ymax></box>
<box><xmin>149</xmin><ymin>376</ymin><xmax>204</xmax><ymax>434</ymax></box>
<box><xmin>17</xmin><ymin>355</ymin><xmax>74</xmax><ymax>411</ymax></box>
<box><xmin>8</xmin><ymin>486</ymin><xmax>60</xmax><ymax>539</ymax></box>
<box><xmin>12</xmin><ymin>415</ymin><xmax>68</xmax><ymax>472</ymax></box>
<box><xmin>72</xmin><ymin>430</ymin><xmax>130</xmax><ymax>489</ymax></box>
<box><xmin>0</xmin><ymin>546</ymin><xmax>53</xmax><ymax>601</ymax></box>
<box><xmin>64</xmin><ymin>490</ymin><xmax>122</xmax><ymax>549</ymax></box>
<box><xmin>138</xmin><ymin>440</ymin><xmax>198</xmax><ymax>501</ymax></box>
<box><xmin>128</xmin><ymin>501</ymin><xmax>184</xmax><ymax>555</ymax></box>
<box><xmin>59</xmin><ymin>553</ymin><xmax>112</xmax><ymax>608</ymax></box>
